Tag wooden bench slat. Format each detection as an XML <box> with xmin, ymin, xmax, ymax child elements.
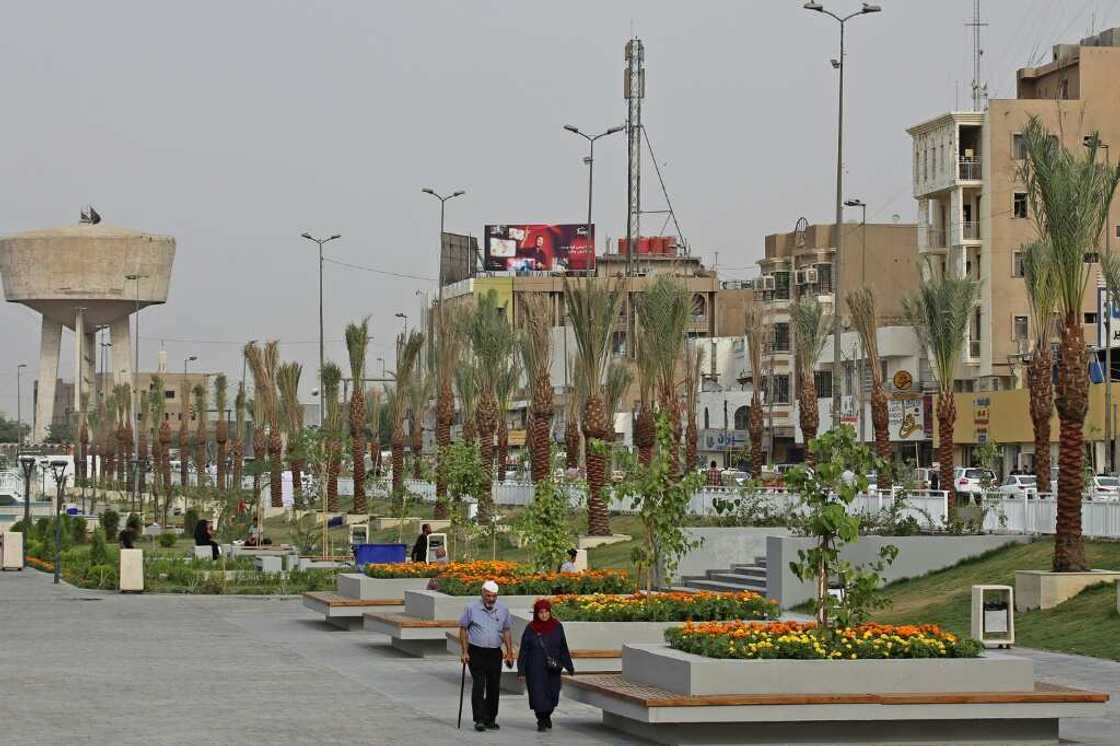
<box><xmin>440</xmin><ymin>632</ymin><xmax>621</xmax><ymax>659</ymax></box>
<box><xmin>566</xmin><ymin>674</ymin><xmax>1109</xmax><ymax>708</ymax></box>
<box><xmin>364</xmin><ymin>612</ymin><xmax>459</xmax><ymax>628</ymax></box>
<box><xmin>303</xmin><ymin>592</ymin><xmax>401</xmax><ymax>608</ymax></box>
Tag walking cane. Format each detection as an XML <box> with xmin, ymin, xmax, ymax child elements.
<box><xmin>457</xmin><ymin>660</ymin><xmax>466</xmax><ymax>729</ymax></box>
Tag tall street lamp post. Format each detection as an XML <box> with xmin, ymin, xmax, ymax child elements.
<box><xmin>844</xmin><ymin>198</ymin><xmax>868</xmax><ymax>444</ymax></box>
<box><xmin>563</xmin><ymin>124</ymin><xmax>625</xmax><ymax>261</ymax></box>
<box><xmin>301</xmin><ymin>233</ymin><xmax>342</xmax><ymax>427</ymax></box>
<box><xmin>50</xmin><ymin>459</ymin><xmax>68</xmax><ymax>584</ymax></box>
<box><xmin>421</xmin><ymin>188</ymin><xmax>465</xmax><ymax>306</ymax></box>
<box><xmin>16</xmin><ymin>363</ymin><xmax>26</xmax><ymax>450</ymax></box>
<box><xmin>183</xmin><ymin>354</ymin><xmax>197</xmax><ymax>378</ymax></box>
<box><xmin>804</xmin><ymin>1</ymin><xmax>882</xmax><ymax>428</ymax></box>
<box><xmin>125</xmin><ymin>273</ymin><xmax>148</xmax><ymax>505</ymax></box>
<box><xmin>19</xmin><ymin>455</ymin><xmax>35</xmax><ymax>568</ymax></box>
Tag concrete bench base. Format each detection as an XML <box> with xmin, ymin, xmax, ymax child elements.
<box><xmin>363</xmin><ymin>612</ymin><xmax>458</xmax><ymax>657</ymax></box>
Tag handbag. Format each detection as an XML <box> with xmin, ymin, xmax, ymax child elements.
<box><xmin>536</xmin><ymin>633</ymin><xmax>562</xmax><ymax>673</ymax></box>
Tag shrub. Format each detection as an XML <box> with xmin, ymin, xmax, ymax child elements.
<box><xmin>550</xmin><ymin>591</ymin><xmax>778</xmax><ymax>622</ymax></box>
<box><xmin>158</xmin><ymin>532</ymin><xmax>178</xmax><ymax>548</ymax></box>
<box><xmin>88</xmin><ymin>529</ymin><xmax>112</xmax><ymax>566</ymax></box>
<box><xmin>183</xmin><ymin>508</ymin><xmax>200</xmax><ymax>539</ymax></box>
<box><xmin>100</xmin><ymin>509</ymin><xmax>120</xmax><ymax>542</ymax></box>
<box><xmin>126</xmin><ymin>513</ymin><xmax>142</xmax><ymax>535</ymax></box>
<box><xmin>70</xmin><ymin>516</ymin><xmax>88</xmax><ymax>545</ymax></box>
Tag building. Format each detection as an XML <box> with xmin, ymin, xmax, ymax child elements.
<box><xmin>908</xmin><ymin>26</ymin><xmax>1120</xmax><ymax>473</ymax></box>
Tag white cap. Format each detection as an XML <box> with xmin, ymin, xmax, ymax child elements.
<box><xmin>482</xmin><ymin>580</ymin><xmax>500</xmax><ymax>594</ymax></box>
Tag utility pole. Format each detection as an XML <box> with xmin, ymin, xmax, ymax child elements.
<box><xmin>624</xmin><ymin>37</ymin><xmax>645</xmax><ymax>277</ymax></box>
<box><xmin>301</xmin><ymin>233</ymin><xmax>342</xmax><ymax>428</ymax></box>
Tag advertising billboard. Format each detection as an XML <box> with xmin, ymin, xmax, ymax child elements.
<box><xmin>483</xmin><ymin>224</ymin><xmax>595</xmax><ymax>272</ymax></box>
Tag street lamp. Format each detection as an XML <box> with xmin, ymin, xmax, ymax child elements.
<box><xmin>183</xmin><ymin>354</ymin><xmax>197</xmax><ymax>377</ymax></box>
<box><xmin>804</xmin><ymin>1</ymin><xmax>882</xmax><ymax>429</ymax></box>
<box><xmin>49</xmin><ymin>459</ymin><xmax>68</xmax><ymax>584</ymax></box>
<box><xmin>843</xmin><ymin>198</ymin><xmax>868</xmax><ymax>444</ymax></box>
<box><xmin>1086</xmin><ymin>135</ymin><xmax>1113</xmax><ymax>472</ymax></box>
<box><xmin>563</xmin><ymin>124</ymin><xmax>625</xmax><ymax>264</ymax></box>
<box><xmin>19</xmin><ymin>455</ymin><xmax>35</xmax><ymax>568</ymax></box>
<box><xmin>301</xmin><ymin>232</ymin><xmax>342</xmax><ymax>427</ymax></box>
<box><xmin>421</xmin><ymin>188</ymin><xmax>466</xmax><ymax>304</ymax></box>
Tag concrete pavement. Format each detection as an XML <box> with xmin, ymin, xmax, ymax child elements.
<box><xmin>0</xmin><ymin>569</ymin><xmax>1116</xmax><ymax>744</ymax></box>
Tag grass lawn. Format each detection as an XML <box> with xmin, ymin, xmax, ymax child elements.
<box><xmin>871</xmin><ymin>538</ymin><xmax>1120</xmax><ymax>660</ymax></box>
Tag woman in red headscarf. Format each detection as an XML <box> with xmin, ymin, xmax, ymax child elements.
<box><xmin>516</xmin><ymin>598</ymin><xmax>574</xmax><ymax>731</ymax></box>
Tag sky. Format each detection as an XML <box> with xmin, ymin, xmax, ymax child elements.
<box><xmin>1</xmin><ymin>0</ymin><xmax>1116</xmax><ymax>420</ymax></box>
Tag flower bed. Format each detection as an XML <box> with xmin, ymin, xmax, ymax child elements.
<box><xmin>549</xmin><ymin>591</ymin><xmax>779</xmax><ymax>622</ymax></box>
<box><xmin>435</xmin><ymin>568</ymin><xmax>634</xmax><ymax>596</ymax></box>
<box><xmin>364</xmin><ymin>560</ymin><xmax>522</xmax><ymax>579</ymax></box>
<box><xmin>665</xmin><ymin>621</ymin><xmax>981</xmax><ymax>660</ymax></box>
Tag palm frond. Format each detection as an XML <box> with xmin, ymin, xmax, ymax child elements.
<box><xmin>564</xmin><ymin>276</ymin><xmax>623</xmax><ymax>400</ymax></box>
<box><xmin>743</xmin><ymin>297</ymin><xmax>769</xmax><ymax>395</ymax></box>
<box><xmin>321</xmin><ymin>362</ymin><xmax>343</xmax><ymax>433</ymax></box>
<box><xmin>213</xmin><ymin>373</ymin><xmax>228</xmax><ymax>419</ymax></box>
<box><xmin>455</xmin><ymin>350</ymin><xmax>479</xmax><ymax>421</ymax></box>
<box><xmin>604</xmin><ymin>361</ymin><xmax>633</xmax><ymax>420</ymax></box>
<box><xmin>903</xmin><ymin>260</ymin><xmax>979</xmax><ymax>393</ymax></box>
<box><xmin>635</xmin><ymin>275</ymin><xmax>689</xmax><ymax>400</ymax></box>
<box><xmin>1022</xmin><ymin>239</ymin><xmax>1059</xmax><ymax>347</ymax></box>
<box><xmin>790</xmin><ymin>297</ymin><xmax>831</xmax><ymax>379</ymax></box>
<box><xmin>276</xmin><ymin>362</ymin><xmax>303</xmax><ymax>434</ymax></box>
<box><xmin>846</xmin><ymin>287</ymin><xmax>881</xmax><ymax>384</ymax></box>
<box><xmin>345</xmin><ymin>317</ymin><xmax>370</xmax><ymax>383</ymax></box>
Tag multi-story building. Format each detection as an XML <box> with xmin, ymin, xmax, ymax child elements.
<box><xmin>908</xmin><ymin>26</ymin><xmax>1120</xmax><ymax>473</ymax></box>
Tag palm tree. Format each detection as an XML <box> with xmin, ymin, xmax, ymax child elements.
<box><xmin>1022</xmin><ymin>241</ymin><xmax>1058</xmax><ymax>493</ymax></box>
<box><xmin>790</xmin><ymin>297</ymin><xmax>830</xmax><ymax>465</ymax></box>
<box><xmin>683</xmin><ymin>341</ymin><xmax>704</xmax><ymax>472</ymax></box>
<box><xmin>87</xmin><ymin>403</ymin><xmax>101</xmax><ymax>510</ymax></box>
<box><xmin>322</xmin><ymin>362</ymin><xmax>343</xmax><ymax>511</ymax></box>
<box><xmin>213</xmin><ymin>374</ymin><xmax>229</xmax><ymax>491</ymax></box>
<box><xmin>467</xmin><ymin>291</ymin><xmax>513</xmax><ymax>521</ymax></box>
<box><xmin>408</xmin><ymin>367</ymin><xmax>433</xmax><ymax>481</ymax></box>
<box><xmin>345</xmin><ymin>318</ymin><xmax>371</xmax><ymax>514</ymax></box>
<box><xmin>519</xmin><ymin>294</ymin><xmax>553</xmax><ymax>483</ymax></box>
<box><xmin>903</xmin><ymin>262</ymin><xmax>978</xmax><ymax>508</ymax></box>
<box><xmin>157</xmin><ymin>384</ymin><xmax>172</xmax><ymax>505</ymax></box>
<box><xmin>137</xmin><ymin>386</ymin><xmax>151</xmax><ymax>506</ymax></box>
<box><xmin>494</xmin><ymin>352</ymin><xmax>521</xmax><ymax>483</ymax></box>
<box><xmin>231</xmin><ymin>383</ymin><xmax>246</xmax><ymax>492</ymax></box>
<box><xmin>637</xmin><ymin>276</ymin><xmax>690</xmax><ymax>476</ymax></box>
<box><xmin>563</xmin><ymin>367</ymin><xmax>581</xmax><ymax>471</ymax></box>
<box><xmin>276</xmin><ymin>363</ymin><xmax>303</xmax><ymax>503</ymax></box>
<box><xmin>98</xmin><ymin>393</ymin><xmax>113</xmax><ymax>490</ymax></box>
<box><xmin>743</xmin><ymin>298</ymin><xmax>769</xmax><ymax>477</ymax></box>
<box><xmin>1022</xmin><ymin>119</ymin><xmax>1120</xmax><ymax>571</ymax></box>
<box><xmin>192</xmin><ymin>383</ymin><xmax>208</xmax><ymax>488</ymax></box>
<box><xmin>245</xmin><ymin>341</ymin><xmax>281</xmax><ymax>506</ymax></box>
<box><xmin>604</xmin><ymin>362</ymin><xmax>633</xmax><ymax>440</ymax></box>
<box><xmin>178</xmin><ymin>378</ymin><xmax>191</xmax><ymax>489</ymax></box>
<box><xmin>366</xmin><ymin>386</ymin><xmax>382</xmax><ymax>480</ymax></box>
<box><xmin>389</xmin><ymin>331</ymin><xmax>424</xmax><ymax>495</ymax></box>
<box><xmin>455</xmin><ymin>351</ymin><xmax>479</xmax><ymax>445</ymax></box>
<box><xmin>433</xmin><ymin>310</ymin><xmax>463</xmax><ymax>515</ymax></box>
<box><xmin>148</xmin><ymin>376</ymin><xmax>167</xmax><ymax>518</ymax></box>
<box><xmin>564</xmin><ymin>276</ymin><xmax>624</xmax><ymax>536</ymax></box>
<box><xmin>633</xmin><ymin>332</ymin><xmax>657</xmax><ymax>467</ymax></box>
<box><xmin>847</xmin><ymin>287</ymin><xmax>892</xmax><ymax>488</ymax></box>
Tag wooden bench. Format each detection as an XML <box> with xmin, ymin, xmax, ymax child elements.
<box><xmin>363</xmin><ymin>612</ymin><xmax>460</xmax><ymax>657</ymax></box>
<box><xmin>566</xmin><ymin>674</ymin><xmax>1108</xmax><ymax>745</ymax></box>
<box><xmin>443</xmin><ymin>632</ymin><xmax>623</xmax><ymax>694</ymax></box>
<box><xmin>301</xmin><ymin>592</ymin><xmax>404</xmax><ymax>630</ymax></box>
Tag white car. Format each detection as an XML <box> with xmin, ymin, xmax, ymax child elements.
<box><xmin>1087</xmin><ymin>475</ymin><xmax>1120</xmax><ymax>501</ymax></box>
<box><xmin>996</xmin><ymin>474</ymin><xmax>1038</xmax><ymax>499</ymax></box>
<box><xmin>954</xmin><ymin>467</ymin><xmax>996</xmax><ymax>501</ymax></box>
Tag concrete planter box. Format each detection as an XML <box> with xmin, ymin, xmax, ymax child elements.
<box><xmin>512</xmin><ymin>611</ymin><xmax>678</xmax><ymax>654</ymax></box>
<box><xmin>337</xmin><ymin>574</ymin><xmax>430</xmax><ymax>600</ymax></box>
<box><xmin>767</xmin><ymin>534</ymin><xmax>1032</xmax><ymax>608</ymax></box>
<box><xmin>404</xmin><ymin>589</ymin><xmax>541</xmax><ymax>620</ymax></box>
<box><xmin>622</xmin><ymin>643</ymin><xmax>1033</xmax><ymax>697</ymax></box>
<box><xmin>1014</xmin><ymin>569</ymin><xmax>1120</xmax><ymax>611</ymax></box>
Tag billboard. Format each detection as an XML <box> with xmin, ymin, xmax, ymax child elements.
<box><xmin>1098</xmin><ymin>287</ymin><xmax>1120</xmax><ymax>349</ymax></box>
<box><xmin>440</xmin><ymin>232</ymin><xmax>478</xmax><ymax>287</ymax></box>
<box><xmin>483</xmin><ymin>224</ymin><xmax>595</xmax><ymax>272</ymax></box>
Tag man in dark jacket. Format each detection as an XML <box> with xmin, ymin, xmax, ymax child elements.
<box><xmin>410</xmin><ymin>523</ymin><xmax>431</xmax><ymax>563</ymax></box>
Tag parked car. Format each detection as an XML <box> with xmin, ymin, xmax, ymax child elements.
<box><xmin>996</xmin><ymin>474</ymin><xmax>1038</xmax><ymax>499</ymax></box>
<box><xmin>0</xmin><ymin>494</ymin><xmax>26</xmax><ymax>507</ymax></box>
<box><xmin>954</xmin><ymin>467</ymin><xmax>996</xmax><ymax>501</ymax></box>
<box><xmin>1087</xmin><ymin>475</ymin><xmax>1120</xmax><ymax>501</ymax></box>
<box><xmin>721</xmin><ymin>469</ymin><xmax>751</xmax><ymax>487</ymax></box>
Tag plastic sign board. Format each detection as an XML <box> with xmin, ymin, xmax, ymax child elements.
<box><xmin>1099</xmin><ymin>288</ymin><xmax>1120</xmax><ymax>349</ymax></box>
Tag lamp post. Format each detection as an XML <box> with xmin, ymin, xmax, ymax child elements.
<box><xmin>49</xmin><ymin>459</ymin><xmax>68</xmax><ymax>584</ymax></box>
<box><xmin>563</xmin><ymin>124</ymin><xmax>625</xmax><ymax>263</ymax></box>
<box><xmin>301</xmin><ymin>232</ymin><xmax>342</xmax><ymax>427</ymax></box>
<box><xmin>1086</xmin><ymin>136</ymin><xmax>1113</xmax><ymax>472</ymax></box>
<box><xmin>19</xmin><ymin>455</ymin><xmax>35</xmax><ymax>568</ymax></box>
<box><xmin>421</xmin><ymin>188</ymin><xmax>465</xmax><ymax>306</ymax></box>
<box><xmin>183</xmin><ymin>354</ymin><xmax>197</xmax><ymax>378</ymax></box>
<box><xmin>844</xmin><ymin>198</ymin><xmax>868</xmax><ymax>444</ymax></box>
<box><xmin>16</xmin><ymin>363</ymin><xmax>26</xmax><ymax>451</ymax></box>
<box><xmin>804</xmin><ymin>1</ymin><xmax>882</xmax><ymax>429</ymax></box>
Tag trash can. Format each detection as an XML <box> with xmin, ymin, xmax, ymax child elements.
<box><xmin>970</xmin><ymin>584</ymin><xmax>1014</xmax><ymax>648</ymax></box>
<box><xmin>354</xmin><ymin>543</ymin><xmax>407</xmax><ymax>567</ymax></box>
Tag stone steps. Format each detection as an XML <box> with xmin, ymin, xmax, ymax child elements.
<box><xmin>681</xmin><ymin>556</ymin><xmax>768</xmax><ymax>595</ymax></box>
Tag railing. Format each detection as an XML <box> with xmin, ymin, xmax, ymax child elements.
<box><xmin>982</xmin><ymin>495</ymin><xmax>1120</xmax><ymax>539</ymax></box>
<box><xmin>958</xmin><ymin>158</ymin><xmax>982</xmax><ymax>180</ymax></box>
<box><xmin>961</xmin><ymin>220</ymin><xmax>980</xmax><ymax>240</ymax></box>
<box><xmin>924</xmin><ymin>228</ymin><xmax>946</xmax><ymax>249</ymax></box>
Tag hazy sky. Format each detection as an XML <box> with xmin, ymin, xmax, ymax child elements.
<box><xmin>1</xmin><ymin>0</ymin><xmax>1114</xmax><ymax>419</ymax></box>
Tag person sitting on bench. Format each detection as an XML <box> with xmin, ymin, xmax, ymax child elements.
<box><xmin>411</xmin><ymin>523</ymin><xmax>431</xmax><ymax>563</ymax></box>
<box><xmin>193</xmin><ymin>519</ymin><xmax>220</xmax><ymax>560</ymax></box>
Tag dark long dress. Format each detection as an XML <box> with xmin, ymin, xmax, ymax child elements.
<box><xmin>517</xmin><ymin>623</ymin><xmax>575</xmax><ymax>715</ymax></box>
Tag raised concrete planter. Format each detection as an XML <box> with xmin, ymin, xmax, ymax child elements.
<box><xmin>1014</xmin><ymin>569</ymin><xmax>1120</xmax><ymax>611</ymax></box>
<box><xmin>337</xmin><ymin>573</ymin><xmax>430</xmax><ymax>600</ymax></box>
<box><xmin>370</xmin><ymin>516</ymin><xmax>422</xmax><ymax>530</ymax></box>
<box><xmin>767</xmin><ymin>534</ymin><xmax>1032</xmax><ymax>608</ymax></box>
<box><xmin>511</xmin><ymin>611</ymin><xmax>674</xmax><ymax>662</ymax></box>
<box><xmin>119</xmin><ymin>549</ymin><xmax>144</xmax><ymax>592</ymax></box>
<box><xmin>1</xmin><ymin>531</ymin><xmax>23</xmax><ymax>570</ymax></box>
<box><xmin>622</xmin><ymin>644</ymin><xmax>1034</xmax><ymax>696</ymax></box>
<box><xmin>404</xmin><ymin>589</ymin><xmax>540</xmax><ymax>620</ymax></box>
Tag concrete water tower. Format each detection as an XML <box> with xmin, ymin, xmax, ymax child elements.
<box><xmin>0</xmin><ymin>215</ymin><xmax>175</xmax><ymax>441</ymax></box>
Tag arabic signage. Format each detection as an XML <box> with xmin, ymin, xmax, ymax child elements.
<box><xmin>700</xmin><ymin>429</ymin><xmax>749</xmax><ymax>450</ymax></box>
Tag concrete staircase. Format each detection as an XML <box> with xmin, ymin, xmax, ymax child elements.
<box><xmin>676</xmin><ymin>555</ymin><xmax>767</xmax><ymax>595</ymax></box>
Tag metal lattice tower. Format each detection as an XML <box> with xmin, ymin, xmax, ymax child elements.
<box><xmin>625</xmin><ymin>37</ymin><xmax>644</xmax><ymax>276</ymax></box>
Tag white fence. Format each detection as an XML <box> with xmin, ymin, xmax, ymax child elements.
<box><xmin>983</xmin><ymin>496</ymin><xmax>1120</xmax><ymax>539</ymax></box>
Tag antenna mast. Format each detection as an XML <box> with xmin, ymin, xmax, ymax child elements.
<box><xmin>966</xmin><ymin>0</ymin><xmax>988</xmax><ymax>111</ymax></box>
<box><xmin>625</xmin><ymin>37</ymin><xmax>644</xmax><ymax>277</ymax></box>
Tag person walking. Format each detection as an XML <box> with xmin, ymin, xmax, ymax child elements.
<box><xmin>458</xmin><ymin>579</ymin><xmax>514</xmax><ymax>732</ymax></box>
<box><xmin>517</xmin><ymin>598</ymin><xmax>574</xmax><ymax>731</ymax></box>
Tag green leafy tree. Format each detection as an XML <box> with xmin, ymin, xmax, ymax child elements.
<box><xmin>519</xmin><ymin>468</ymin><xmax>575</xmax><ymax>572</ymax></box>
<box><xmin>46</xmin><ymin>421</ymin><xmax>75</xmax><ymax>444</ymax></box>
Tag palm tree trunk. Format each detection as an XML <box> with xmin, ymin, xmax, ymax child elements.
<box><xmin>216</xmin><ymin>421</ymin><xmax>228</xmax><ymax>491</ymax></box>
<box><xmin>195</xmin><ymin>420</ymin><xmax>207</xmax><ymax>488</ymax></box>
<box><xmin>391</xmin><ymin>431</ymin><xmax>405</xmax><ymax>496</ymax></box>
<box><xmin>635</xmin><ymin>404</ymin><xmax>655</xmax><ymax>467</ymax></box>
<box><xmin>327</xmin><ymin>438</ymin><xmax>340</xmax><ymax>512</ymax></box>
<box><xmin>749</xmin><ymin>396</ymin><xmax>765</xmax><ymax>477</ymax></box>
<box><xmin>798</xmin><ymin>373</ymin><xmax>819</xmax><ymax>466</ymax></box>
<box><xmin>351</xmin><ymin>390</ymin><xmax>366</xmax><ymax>514</ymax></box>
<box><xmin>937</xmin><ymin>390</ymin><xmax>957</xmax><ymax>508</ymax></box>
<box><xmin>564</xmin><ymin>415</ymin><xmax>580</xmax><ymax>470</ymax></box>
<box><xmin>252</xmin><ymin>426</ymin><xmax>266</xmax><ymax>498</ymax></box>
<box><xmin>1054</xmin><ymin>317</ymin><xmax>1089</xmax><ymax>571</ymax></box>
<box><xmin>160</xmin><ymin>424</ymin><xmax>172</xmax><ymax>504</ymax></box>
<box><xmin>495</xmin><ymin>418</ymin><xmax>508</xmax><ymax>484</ymax></box>
<box><xmin>291</xmin><ymin>458</ymin><xmax>304</xmax><ymax>504</ymax></box>
<box><xmin>870</xmin><ymin>386</ymin><xmax>892</xmax><ymax>490</ymax></box>
<box><xmin>531</xmin><ymin>408</ymin><xmax>551</xmax><ymax>483</ymax></box>
<box><xmin>435</xmin><ymin>380</ymin><xmax>453</xmax><ymax>517</ymax></box>
<box><xmin>269</xmin><ymin>429</ymin><xmax>282</xmax><ymax>508</ymax></box>
<box><xmin>179</xmin><ymin>424</ymin><xmax>189</xmax><ymax>488</ymax></box>
<box><xmin>476</xmin><ymin>392</ymin><xmax>497</xmax><ymax>523</ymax></box>
<box><xmin>1028</xmin><ymin>350</ymin><xmax>1053</xmax><ymax>494</ymax></box>
<box><xmin>411</xmin><ymin>418</ymin><xmax>423</xmax><ymax>480</ymax></box>
<box><xmin>231</xmin><ymin>438</ymin><xmax>243</xmax><ymax>492</ymax></box>
<box><xmin>583</xmin><ymin>394</ymin><xmax>611</xmax><ymax>537</ymax></box>
<box><xmin>686</xmin><ymin>412</ymin><xmax>698</xmax><ymax>473</ymax></box>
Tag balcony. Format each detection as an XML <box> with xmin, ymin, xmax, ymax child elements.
<box><xmin>962</xmin><ymin>221</ymin><xmax>980</xmax><ymax>241</ymax></box>
<box><xmin>925</xmin><ymin>227</ymin><xmax>946</xmax><ymax>249</ymax></box>
<box><xmin>958</xmin><ymin>158</ymin><xmax>982</xmax><ymax>181</ymax></box>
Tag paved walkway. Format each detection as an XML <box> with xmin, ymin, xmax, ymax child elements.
<box><xmin>0</xmin><ymin>569</ymin><xmax>1116</xmax><ymax>744</ymax></box>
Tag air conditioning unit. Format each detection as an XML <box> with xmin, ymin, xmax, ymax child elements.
<box><xmin>804</xmin><ymin>268</ymin><xmax>819</xmax><ymax>284</ymax></box>
<box><xmin>759</xmin><ymin>276</ymin><xmax>776</xmax><ymax>291</ymax></box>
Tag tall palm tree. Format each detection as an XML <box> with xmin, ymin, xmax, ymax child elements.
<box><xmin>276</xmin><ymin>363</ymin><xmax>303</xmax><ymax>503</ymax></box>
<box><xmin>213</xmin><ymin>374</ymin><xmax>229</xmax><ymax>491</ymax></box>
<box><xmin>366</xmin><ymin>386</ymin><xmax>382</xmax><ymax>479</ymax></box>
<box><xmin>637</xmin><ymin>276</ymin><xmax>690</xmax><ymax>476</ymax></box>
<box><xmin>231</xmin><ymin>383</ymin><xmax>246</xmax><ymax>492</ymax></box>
<box><xmin>494</xmin><ymin>352</ymin><xmax>522</xmax><ymax>484</ymax></box>
<box><xmin>847</xmin><ymin>287</ymin><xmax>892</xmax><ymax>488</ymax></box>
<box><xmin>683</xmin><ymin>341</ymin><xmax>704</xmax><ymax>472</ymax></box>
<box><xmin>468</xmin><ymin>291</ymin><xmax>513</xmax><ymax>521</ymax></box>
<box><xmin>519</xmin><ymin>294</ymin><xmax>553</xmax><ymax>483</ymax></box>
<box><xmin>148</xmin><ymin>376</ymin><xmax>167</xmax><ymax>517</ymax></box>
<box><xmin>389</xmin><ymin>331</ymin><xmax>424</xmax><ymax>495</ymax></box>
<box><xmin>192</xmin><ymin>383</ymin><xmax>208</xmax><ymax>488</ymax></box>
<box><xmin>633</xmin><ymin>332</ymin><xmax>658</xmax><ymax>467</ymax></box>
<box><xmin>1022</xmin><ymin>119</ymin><xmax>1120</xmax><ymax>571</ymax></box>
<box><xmin>408</xmin><ymin>367</ymin><xmax>433</xmax><ymax>481</ymax></box>
<box><xmin>434</xmin><ymin>308</ymin><xmax>464</xmax><ymax>515</ymax></box>
<box><xmin>903</xmin><ymin>262</ymin><xmax>978</xmax><ymax>508</ymax></box>
<box><xmin>156</xmin><ymin>384</ymin><xmax>172</xmax><ymax>504</ymax></box>
<box><xmin>345</xmin><ymin>318</ymin><xmax>371</xmax><ymax>514</ymax></box>
<box><xmin>1022</xmin><ymin>241</ymin><xmax>1059</xmax><ymax>493</ymax></box>
<box><xmin>264</xmin><ymin>342</ymin><xmax>283</xmax><ymax>509</ymax></box>
<box><xmin>565</xmin><ymin>276</ymin><xmax>624</xmax><ymax>536</ymax></box>
<box><xmin>563</xmin><ymin>366</ymin><xmax>581</xmax><ymax>471</ymax></box>
<box><xmin>322</xmin><ymin>362</ymin><xmax>343</xmax><ymax>511</ymax></box>
<box><xmin>137</xmin><ymin>385</ymin><xmax>151</xmax><ymax>505</ymax></box>
<box><xmin>790</xmin><ymin>297</ymin><xmax>830</xmax><ymax>464</ymax></box>
<box><xmin>245</xmin><ymin>342</ymin><xmax>280</xmax><ymax>506</ymax></box>
<box><xmin>743</xmin><ymin>298</ymin><xmax>768</xmax><ymax>477</ymax></box>
<box><xmin>455</xmin><ymin>350</ymin><xmax>479</xmax><ymax>445</ymax></box>
<box><xmin>178</xmin><ymin>378</ymin><xmax>191</xmax><ymax>489</ymax></box>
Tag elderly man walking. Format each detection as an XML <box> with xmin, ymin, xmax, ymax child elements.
<box><xmin>458</xmin><ymin>579</ymin><xmax>514</xmax><ymax>732</ymax></box>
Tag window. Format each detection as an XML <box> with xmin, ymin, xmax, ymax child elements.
<box><xmin>703</xmin><ymin>407</ymin><xmax>710</xmax><ymax>430</ymax></box>
<box><xmin>1085</xmin><ymin>252</ymin><xmax>1100</xmax><ymax>264</ymax></box>
<box><xmin>814</xmin><ymin>370</ymin><xmax>833</xmax><ymax>399</ymax></box>
<box><xmin>772</xmin><ymin>374</ymin><xmax>791</xmax><ymax>404</ymax></box>
<box><xmin>611</xmin><ymin>330</ymin><xmax>627</xmax><ymax>356</ymax></box>
<box><xmin>1012</xmin><ymin>250</ymin><xmax>1024</xmax><ymax>277</ymax></box>
<box><xmin>733</xmin><ymin>406</ymin><xmax>750</xmax><ymax>430</ymax></box>
<box><xmin>1115</xmin><ymin>225</ymin><xmax>1120</xmax><ymax>240</ymax></box>
<box><xmin>1012</xmin><ymin>133</ymin><xmax>1027</xmax><ymax>160</ymax></box>
<box><xmin>1085</xmin><ymin>312</ymin><xmax>1098</xmax><ymax>324</ymax></box>
<box><xmin>816</xmin><ymin>263</ymin><xmax>833</xmax><ymax>293</ymax></box>
<box><xmin>1013</xmin><ymin>315</ymin><xmax>1029</xmax><ymax>341</ymax></box>
<box><xmin>164</xmin><ymin>390</ymin><xmax>175</xmax><ymax>399</ymax></box>
<box><xmin>772</xmin><ymin>322</ymin><xmax>790</xmax><ymax>352</ymax></box>
<box><xmin>1013</xmin><ymin>192</ymin><xmax>1028</xmax><ymax>219</ymax></box>
<box><xmin>773</xmin><ymin>271</ymin><xmax>791</xmax><ymax>300</ymax></box>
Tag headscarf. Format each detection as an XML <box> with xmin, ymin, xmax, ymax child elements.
<box><xmin>529</xmin><ymin>598</ymin><xmax>559</xmax><ymax>635</ymax></box>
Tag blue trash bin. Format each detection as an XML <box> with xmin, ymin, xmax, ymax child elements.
<box><xmin>354</xmin><ymin>543</ymin><xmax>407</xmax><ymax>567</ymax></box>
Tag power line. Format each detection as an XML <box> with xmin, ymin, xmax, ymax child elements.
<box><xmin>322</xmin><ymin>257</ymin><xmax>435</xmax><ymax>282</ymax></box>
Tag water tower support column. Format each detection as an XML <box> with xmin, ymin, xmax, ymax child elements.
<box><xmin>33</xmin><ymin>318</ymin><xmax>62</xmax><ymax>443</ymax></box>
<box><xmin>110</xmin><ymin>316</ymin><xmax>132</xmax><ymax>385</ymax></box>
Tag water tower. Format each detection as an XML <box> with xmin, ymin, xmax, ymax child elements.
<box><xmin>0</xmin><ymin>215</ymin><xmax>175</xmax><ymax>441</ymax></box>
